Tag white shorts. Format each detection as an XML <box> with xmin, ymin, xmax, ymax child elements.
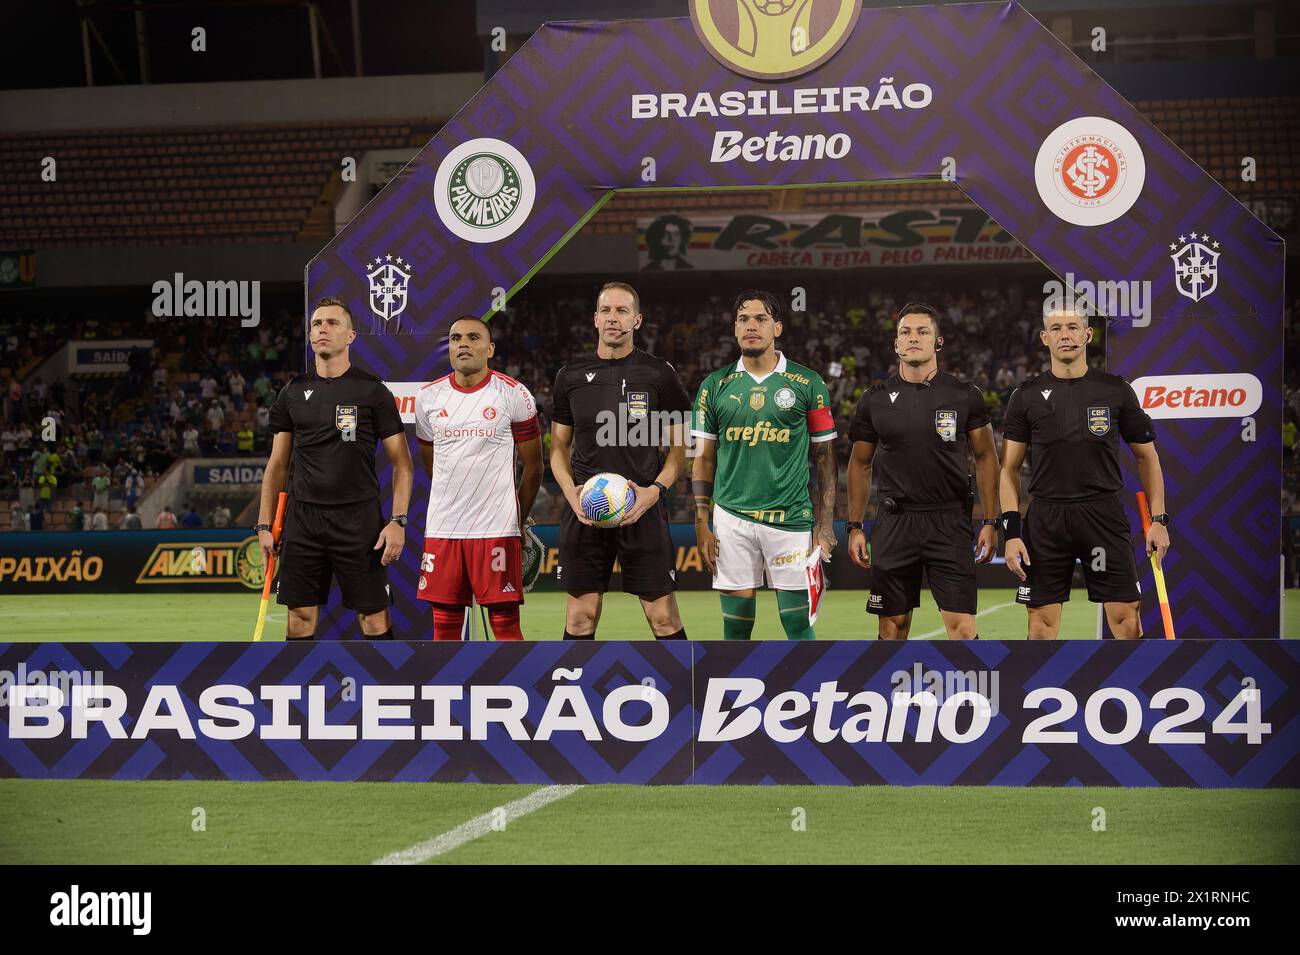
<box><xmin>712</xmin><ymin>505</ymin><xmax>812</xmax><ymax>591</ymax></box>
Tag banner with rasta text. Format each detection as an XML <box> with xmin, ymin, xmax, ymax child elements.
<box><xmin>637</xmin><ymin>209</ymin><xmax>1038</xmax><ymax>271</ymax></box>
<box><xmin>2</xmin><ymin>640</ymin><xmax>1295</xmax><ymax>787</ymax></box>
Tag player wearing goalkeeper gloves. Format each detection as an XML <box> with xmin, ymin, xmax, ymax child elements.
<box><xmin>691</xmin><ymin>290</ymin><xmax>838</xmax><ymax>640</ymax></box>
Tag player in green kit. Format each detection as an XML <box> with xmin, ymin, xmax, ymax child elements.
<box><xmin>691</xmin><ymin>290</ymin><xmax>838</xmax><ymax>640</ymax></box>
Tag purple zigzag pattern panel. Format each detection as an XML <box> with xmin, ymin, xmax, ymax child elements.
<box><xmin>3</xmin><ymin>641</ymin><xmax>1296</xmax><ymax>786</ymax></box>
<box><xmin>688</xmin><ymin>641</ymin><xmax>1299</xmax><ymax>787</ymax></box>
<box><xmin>306</xmin><ymin>2</ymin><xmax>1281</xmax><ymax>640</ymax></box>
<box><xmin>0</xmin><ymin>642</ymin><xmax>693</xmax><ymax>784</ymax></box>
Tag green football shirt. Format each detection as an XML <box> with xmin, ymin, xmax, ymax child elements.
<box><xmin>692</xmin><ymin>353</ymin><xmax>836</xmax><ymax>531</ymax></box>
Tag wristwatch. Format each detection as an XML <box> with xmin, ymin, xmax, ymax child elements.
<box><xmin>389</xmin><ymin>515</ymin><xmax>408</xmax><ymax>527</ymax></box>
<box><xmin>1150</xmin><ymin>513</ymin><xmax>1171</xmax><ymax>526</ymax></box>
<box><xmin>253</xmin><ymin>523</ymin><xmax>272</xmax><ymax>533</ymax></box>
<box><xmin>981</xmin><ymin>518</ymin><xmax>999</xmax><ymax>527</ymax></box>
<box><xmin>652</xmin><ymin>481</ymin><xmax>668</xmax><ymax>497</ymax></box>
<box><xmin>846</xmin><ymin>521</ymin><xmax>863</xmax><ymax>532</ymax></box>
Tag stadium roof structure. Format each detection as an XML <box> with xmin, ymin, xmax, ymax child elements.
<box><xmin>310</xmin><ymin>0</ymin><xmax>1284</xmax><ymax>640</ymax></box>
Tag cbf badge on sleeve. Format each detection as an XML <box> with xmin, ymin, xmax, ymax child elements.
<box><xmin>935</xmin><ymin>410</ymin><xmax>957</xmax><ymax>442</ymax></box>
<box><xmin>336</xmin><ymin>405</ymin><xmax>358</xmax><ymax>431</ymax></box>
<box><xmin>1087</xmin><ymin>407</ymin><xmax>1111</xmax><ymax>435</ymax></box>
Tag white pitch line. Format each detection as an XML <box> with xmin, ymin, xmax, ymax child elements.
<box><xmin>372</xmin><ymin>784</ymin><xmax>584</xmax><ymax>865</ymax></box>
<box><xmin>914</xmin><ymin>602</ymin><xmax>1015</xmax><ymax>640</ymax></box>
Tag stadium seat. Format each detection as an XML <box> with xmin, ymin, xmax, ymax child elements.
<box><xmin>0</xmin><ymin>118</ymin><xmax>442</xmax><ymax>247</ymax></box>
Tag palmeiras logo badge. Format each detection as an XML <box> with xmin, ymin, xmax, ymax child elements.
<box><xmin>1169</xmin><ymin>231</ymin><xmax>1220</xmax><ymax>302</ymax></box>
<box><xmin>689</xmin><ymin>0</ymin><xmax>862</xmax><ymax>81</ymax></box>
<box><xmin>336</xmin><ymin>405</ymin><xmax>358</xmax><ymax>432</ymax></box>
<box><xmin>366</xmin><ymin>255</ymin><xmax>412</xmax><ymax>334</ymax></box>
<box><xmin>1087</xmin><ymin>406</ymin><xmax>1111</xmax><ymax>436</ymax></box>
<box><xmin>935</xmin><ymin>410</ymin><xmax>957</xmax><ymax>442</ymax></box>
<box><xmin>775</xmin><ymin>387</ymin><xmax>796</xmax><ymax>410</ymax></box>
<box><xmin>434</xmin><ymin>138</ymin><xmax>536</xmax><ymax>244</ymax></box>
<box><xmin>235</xmin><ymin>537</ymin><xmax>265</xmax><ymax>589</ymax></box>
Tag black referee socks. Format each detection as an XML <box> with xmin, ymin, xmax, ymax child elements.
<box><xmin>563</xmin><ymin>631</ymin><xmax>595</xmax><ymax>640</ymax></box>
<box><xmin>367</xmin><ymin>628</ymin><xmax>394</xmax><ymax>640</ymax></box>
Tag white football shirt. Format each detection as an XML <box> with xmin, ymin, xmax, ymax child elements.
<box><xmin>414</xmin><ymin>370</ymin><xmax>539</xmax><ymax>539</ymax></box>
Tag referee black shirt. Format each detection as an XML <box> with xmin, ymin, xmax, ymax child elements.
<box><xmin>551</xmin><ymin>347</ymin><xmax>692</xmax><ymax>485</ymax></box>
<box><xmin>1002</xmin><ymin>368</ymin><xmax>1155</xmax><ymax>502</ymax></box>
<box><xmin>268</xmin><ymin>366</ymin><xmax>405</xmax><ymax>505</ymax></box>
<box><xmin>849</xmin><ymin>371</ymin><xmax>989</xmax><ymax>507</ymax></box>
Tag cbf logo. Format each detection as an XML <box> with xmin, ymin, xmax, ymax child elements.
<box><xmin>366</xmin><ymin>255</ymin><xmax>412</xmax><ymax>333</ymax></box>
<box><xmin>935</xmin><ymin>410</ymin><xmax>957</xmax><ymax>442</ymax></box>
<box><xmin>1169</xmin><ymin>231</ymin><xmax>1220</xmax><ymax>302</ymax></box>
<box><xmin>434</xmin><ymin>138</ymin><xmax>536</xmax><ymax>244</ymax></box>
<box><xmin>1087</xmin><ymin>406</ymin><xmax>1111</xmax><ymax>436</ymax></box>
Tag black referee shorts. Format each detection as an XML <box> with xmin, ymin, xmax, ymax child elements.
<box><xmin>866</xmin><ymin>507</ymin><xmax>977</xmax><ymax>616</ymax></box>
<box><xmin>1016</xmin><ymin>495</ymin><xmax>1141</xmax><ymax>607</ymax></box>
<box><xmin>557</xmin><ymin>500</ymin><xmax>676</xmax><ymax>598</ymax></box>
<box><xmin>276</xmin><ymin>498</ymin><xmax>392</xmax><ymax>613</ymax></box>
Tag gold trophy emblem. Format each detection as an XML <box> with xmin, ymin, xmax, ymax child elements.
<box><xmin>690</xmin><ymin>0</ymin><xmax>861</xmax><ymax>80</ymax></box>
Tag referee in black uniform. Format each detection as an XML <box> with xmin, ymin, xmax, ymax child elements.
<box><xmin>1001</xmin><ymin>307</ymin><xmax>1171</xmax><ymax>639</ymax></box>
<box><xmin>257</xmin><ymin>296</ymin><xmax>413</xmax><ymax>640</ymax></box>
<box><xmin>846</xmin><ymin>303</ymin><xmax>1001</xmax><ymax>639</ymax></box>
<box><xmin>549</xmin><ymin>281</ymin><xmax>692</xmax><ymax>640</ymax></box>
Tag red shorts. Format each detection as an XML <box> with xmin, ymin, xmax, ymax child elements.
<box><xmin>416</xmin><ymin>536</ymin><xmax>523</xmax><ymax>605</ymax></box>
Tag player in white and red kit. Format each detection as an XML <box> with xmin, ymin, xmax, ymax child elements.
<box><xmin>414</xmin><ymin>316</ymin><xmax>544</xmax><ymax>640</ymax></box>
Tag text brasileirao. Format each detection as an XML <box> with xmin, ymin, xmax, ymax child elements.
<box><xmin>631</xmin><ymin>81</ymin><xmax>934</xmax><ymax>164</ymax></box>
<box><xmin>7</xmin><ymin>677</ymin><xmax>1270</xmax><ymax>746</ymax></box>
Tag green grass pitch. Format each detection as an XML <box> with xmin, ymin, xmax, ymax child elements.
<box><xmin>2</xmin><ymin>590</ymin><xmax>1296</xmax><ymax>864</ymax></box>
<box><xmin>6</xmin><ymin>588</ymin><xmax>1296</xmax><ymax>641</ymax></box>
<box><xmin>1</xmin><ymin>780</ymin><xmax>1295</xmax><ymax>864</ymax></box>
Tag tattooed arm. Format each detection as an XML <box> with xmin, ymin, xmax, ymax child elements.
<box><xmin>812</xmin><ymin>440</ymin><xmax>837</xmax><ymax>557</ymax></box>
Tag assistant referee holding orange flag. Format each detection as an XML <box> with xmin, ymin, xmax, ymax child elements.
<box><xmin>256</xmin><ymin>297</ymin><xmax>414</xmax><ymax>640</ymax></box>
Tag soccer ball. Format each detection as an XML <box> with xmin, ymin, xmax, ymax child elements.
<box><xmin>580</xmin><ymin>473</ymin><xmax>636</xmax><ymax>527</ymax></box>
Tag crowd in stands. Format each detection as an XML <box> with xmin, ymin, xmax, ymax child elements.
<box><xmin>489</xmin><ymin>277</ymin><xmax>1102</xmax><ymax>520</ymax></box>
<box><xmin>1</xmin><ymin>308</ymin><xmax>303</xmax><ymax>530</ymax></box>
<box><xmin>4</xmin><ymin>278</ymin><xmax>1299</xmax><ymax>529</ymax></box>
